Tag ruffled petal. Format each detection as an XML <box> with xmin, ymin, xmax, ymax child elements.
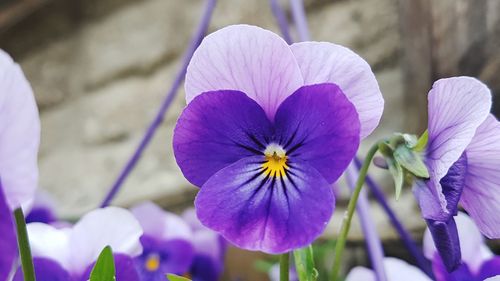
<box><xmin>274</xmin><ymin>83</ymin><xmax>360</xmax><ymax>183</ymax></box>
<box><xmin>0</xmin><ymin>184</ymin><xmax>17</xmax><ymax>281</ymax></box>
<box><xmin>185</xmin><ymin>25</ymin><xmax>303</xmax><ymax>119</ymax></box>
<box><xmin>425</xmin><ymin>77</ymin><xmax>491</xmax><ymax>219</ymax></box>
<box><xmin>69</xmin><ymin>207</ymin><xmax>143</xmax><ymax>274</ymax></box>
<box><xmin>195</xmin><ymin>156</ymin><xmax>334</xmax><ymax>254</ymax></box>
<box><xmin>13</xmin><ymin>258</ymin><xmax>72</xmax><ymax>281</ymax></box>
<box><xmin>290</xmin><ymin>42</ymin><xmax>383</xmax><ymax>139</ymax></box>
<box><xmin>131</xmin><ymin>201</ymin><xmax>192</xmax><ymax>241</ymax></box>
<box><xmin>0</xmin><ymin>49</ymin><xmax>40</xmax><ymax>209</ymax></box>
<box><xmin>173</xmin><ymin>90</ymin><xmax>273</xmax><ymax>187</ymax></box>
<box><xmin>461</xmin><ymin>114</ymin><xmax>500</xmax><ymax>238</ymax></box>
<box><xmin>26</xmin><ymin>223</ymin><xmax>72</xmax><ymax>271</ymax></box>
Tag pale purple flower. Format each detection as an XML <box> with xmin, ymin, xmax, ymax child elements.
<box><xmin>131</xmin><ymin>202</ymin><xmax>194</xmax><ymax>280</ymax></box>
<box><xmin>424</xmin><ymin>212</ymin><xmax>500</xmax><ymax>281</ymax></box>
<box><xmin>13</xmin><ymin>207</ymin><xmax>143</xmax><ymax>281</ymax></box>
<box><xmin>413</xmin><ymin>77</ymin><xmax>500</xmax><ymax>270</ymax></box>
<box><xmin>345</xmin><ymin>258</ymin><xmax>431</xmax><ymax>281</ymax></box>
<box><xmin>0</xmin><ymin>49</ymin><xmax>40</xmax><ymax>280</ymax></box>
<box><xmin>182</xmin><ymin>208</ymin><xmax>226</xmax><ymax>281</ymax></box>
<box><xmin>173</xmin><ymin>24</ymin><xmax>383</xmax><ymax>253</ymax></box>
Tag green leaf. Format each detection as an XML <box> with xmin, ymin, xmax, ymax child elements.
<box><xmin>293</xmin><ymin>245</ymin><xmax>318</xmax><ymax>281</ymax></box>
<box><xmin>89</xmin><ymin>246</ymin><xmax>115</xmax><ymax>281</ymax></box>
<box><xmin>393</xmin><ymin>145</ymin><xmax>429</xmax><ymax>178</ymax></box>
<box><xmin>166</xmin><ymin>274</ymin><xmax>192</xmax><ymax>281</ymax></box>
<box><xmin>412</xmin><ymin>130</ymin><xmax>429</xmax><ymax>152</ymax></box>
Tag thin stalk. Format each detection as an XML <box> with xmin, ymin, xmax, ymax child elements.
<box><xmin>99</xmin><ymin>0</ymin><xmax>217</xmax><ymax>207</ymax></box>
<box><xmin>280</xmin><ymin>253</ymin><xmax>290</xmax><ymax>281</ymax></box>
<box><xmin>345</xmin><ymin>165</ymin><xmax>387</xmax><ymax>281</ymax></box>
<box><xmin>331</xmin><ymin>143</ymin><xmax>379</xmax><ymax>281</ymax></box>
<box><xmin>269</xmin><ymin>0</ymin><xmax>293</xmax><ymax>44</ymax></box>
<box><xmin>14</xmin><ymin>208</ymin><xmax>36</xmax><ymax>281</ymax></box>
<box><xmin>354</xmin><ymin>158</ymin><xmax>434</xmax><ymax>278</ymax></box>
<box><xmin>289</xmin><ymin>0</ymin><xmax>310</xmax><ymax>41</ymax></box>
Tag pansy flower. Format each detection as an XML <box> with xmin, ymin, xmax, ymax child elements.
<box><xmin>131</xmin><ymin>202</ymin><xmax>194</xmax><ymax>281</ymax></box>
<box><xmin>413</xmin><ymin>77</ymin><xmax>500</xmax><ymax>270</ymax></box>
<box><xmin>424</xmin><ymin>212</ymin><xmax>500</xmax><ymax>281</ymax></box>
<box><xmin>182</xmin><ymin>208</ymin><xmax>226</xmax><ymax>281</ymax></box>
<box><xmin>173</xmin><ymin>24</ymin><xmax>384</xmax><ymax>253</ymax></box>
<box><xmin>0</xmin><ymin>49</ymin><xmax>40</xmax><ymax>280</ymax></box>
<box><xmin>14</xmin><ymin>207</ymin><xmax>143</xmax><ymax>281</ymax></box>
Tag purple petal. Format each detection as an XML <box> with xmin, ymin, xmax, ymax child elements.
<box><xmin>274</xmin><ymin>83</ymin><xmax>360</xmax><ymax>183</ymax></box>
<box><xmin>131</xmin><ymin>202</ymin><xmax>192</xmax><ymax>241</ymax></box>
<box><xmin>189</xmin><ymin>254</ymin><xmax>223</xmax><ymax>281</ymax></box>
<box><xmin>425</xmin><ymin>218</ymin><xmax>461</xmax><ymax>272</ymax></box>
<box><xmin>13</xmin><ymin>258</ymin><xmax>72</xmax><ymax>281</ymax></box>
<box><xmin>135</xmin><ymin>235</ymin><xmax>194</xmax><ymax>278</ymax></box>
<box><xmin>424</xmin><ymin>212</ymin><xmax>492</xmax><ymax>273</ymax></box>
<box><xmin>432</xmin><ymin>255</ymin><xmax>474</xmax><ymax>281</ymax></box>
<box><xmin>478</xmin><ymin>257</ymin><xmax>500</xmax><ymax>281</ymax></box>
<box><xmin>461</xmin><ymin>115</ymin><xmax>500</xmax><ymax>238</ymax></box>
<box><xmin>425</xmin><ymin>77</ymin><xmax>491</xmax><ymax>220</ymax></box>
<box><xmin>69</xmin><ymin>207</ymin><xmax>143</xmax><ymax>273</ymax></box>
<box><xmin>26</xmin><ymin>223</ymin><xmax>72</xmax><ymax>270</ymax></box>
<box><xmin>0</xmin><ymin>184</ymin><xmax>17</xmax><ymax>281</ymax></box>
<box><xmin>185</xmin><ymin>25</ymin><xmax>303</xmax><ymax>119</ymax></box>
<box><xmin>173</xmin><ymin>90</ymin><xmax>273</xmax><ymax>187</ymax></box>
<box><xmin>195</xmin><ymin>156</ymin><xmax>334</xmax><ymax>254</ymax></box>
<box><xmin>0</xmin><ymin>49</ymin><xmax>40</xmax><ymax>209</ymax></box>
<box><xmin>290</xmin><ymin>42</ymin><xmax>384</xmax><ymax>139</ymax></box>
<box><xmin>80</xmin><ymin>254</ymin><xmax>140</xmax><ymax>281</ymax></box>
<box><xmin>26</xmin><ymin>190</ymin><xmax>57</xmax><ymax>224</ymax></box>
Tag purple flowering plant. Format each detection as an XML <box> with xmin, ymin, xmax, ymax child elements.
<box><xmin>2</xmin><ymin>0</ymin><xmax>500</xmax><ymax>281</ymax></box>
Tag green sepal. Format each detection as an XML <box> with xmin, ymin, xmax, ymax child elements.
<box><xmin>393</xmin><ymin>145</ymin><xmax>429</xmax><ymax>179</ymax></box>
<box><xmin>293</xmin><ymin>245</ymin><xmax>318</xmax><ymax>281</ymax></box>
<box><xmin>412</xmin><ymin>130</ymin><xmax>429</xmax><ymax>152</ymax></box>
<box><xmin>166</xmin><ymin>274</ymin><xmax>192</xmax><ymax>281</ymax></box>
<box><xmin>379</xmin><ymin>142</ymin><xmax>404</xmax><ymax>199</ymax></box>
<box><xmin>89</xmin><ymin>246</ymin><xmax>115</xmax><ymax>281</ymax></box>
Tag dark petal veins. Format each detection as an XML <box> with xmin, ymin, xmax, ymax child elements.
<box><xmin>478</xmin><ymin>257</ymin><xmax>500</xmax><ymax>281</ymax></box>
<box><xmin>426</xmin><ymin>218</ymin><xmax>461</xmax><ymax>272</ymax></box>
<box><xmin>173</xmin><ymin>90</ymin><xmax>273</xmax><ymax>187</ymax></box>
<box><xmin>274</xmin><ymin>83</ymin><xmax>360</xmax><ymax>183</ymax></box>
<box><xmin>0</xmin><ymin>183</ymin><xmax>16</xmax><ymax>281</ymax></box>
<box><xmin>439</xmin><ymin>153</ymin><xmax>468</xmax><ymax>216</ymax></box>
<box><xmin>13</xmin><ymin>258</ymin><xmax>72</xmax><ymax>281</ymax></box>
<box><xmin>195</xmin><ymin>156</ymin><xmax>334</xmax><ymax>254</ymax></box>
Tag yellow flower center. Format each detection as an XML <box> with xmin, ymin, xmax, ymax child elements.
<box><xmin>145</xmin><ymin>253</ymin><xmax>160</xmax><ymax>272</ymax></box>
<box><xmin>262</xmin><ymin>144</ymin><xmax>288</xmax><ymax>178</ymax></box>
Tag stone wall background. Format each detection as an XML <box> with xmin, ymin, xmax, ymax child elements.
<box><xmin>1</xmin><ymin>0</ymin><xmax>482</xmax><ymax>279</ymax></box>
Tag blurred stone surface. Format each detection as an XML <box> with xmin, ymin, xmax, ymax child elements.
<box><xmin>1</xmin><ymin>0</ymin><xmax>422</xmax><ymax>239</ymax></box>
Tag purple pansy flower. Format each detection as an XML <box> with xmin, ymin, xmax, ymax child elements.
<box><xmin>0</xmin><ymin>49</ymin><xmax>40</xmax><ymax>280</ymax></box>
<box><xmin>346</xmin><ymin>257</ymin><xmax>432</xmax><ymax>281</ymax></box>
<box><xmin>14</xmin><ymin>207</ymin><xmax>143</xmax><ymax>281</ymax></box>
<box><xmin>131</xmin><ymin>202</ymin><xmax>195</xmax><ymax>280</ymax></box>
<box><xmin>424</xmin><ymin>212</ymin><xmax>500</xmax><ymax>281</ymax></box>
<box><xmin>173</xmin><ymin>24</ymin><xmax>384</xmax><ymax>253</ymax></box>
<box><xmin>413</xmin><ymin>77</ymin><xmax>500</xmax><ymax>270</ymax></box>
<box><xmin>182</xmin><ymin>208</ymin><xmax>226</xmax><ymax>281</ymax></box>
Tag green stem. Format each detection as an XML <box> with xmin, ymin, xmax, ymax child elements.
<box><xmin>331</xmin><ymin>143</ymin><xmax>380</xmax><ymax>281</ymax></box>
<box><xmin>14</xmin><ymin>207</ymin><xmax>36</xmax><ymax>281</ymax></box>
<box><xmin>280</xmin><ymin>252</ymin><xmax>290</xmax><ymax>281</ymax></box>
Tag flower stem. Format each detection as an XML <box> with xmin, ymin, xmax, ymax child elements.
<box><xmin>354</xmin><ymin>157</ymin><xmax>434</xmax><ymax>278</ymax></box>
<box><xmin>331</xmin><ymin>143</ymin><xmax>379</xmax><ymax>281</ymax></box>
<box><xmin>290</xmin><ymin>0</ymin><xmax>310</xmax><ymax>41</ymax></box>
<box><xmin>345</xmin><ymin>164</ymin><xmax>387</xmax><ymax>281</ymax></box>
<box><xmin>14</xmin><ymin>207</ymin><xmax>36</xmax><ymax>281</ymax></box>
<box><xmin>99</xmin><ymin>0</ymin><xmax>217</xmax><ymax>207</ymax></box>
<box><xmin>269</xmin><ymin>0</ymin><xmax>293</xmax><ymax>44</ymax></box>
<box><xmin>280</xmin><ymin>253</ymin><xmax>290</xmax><ymax>281</ymax></box>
